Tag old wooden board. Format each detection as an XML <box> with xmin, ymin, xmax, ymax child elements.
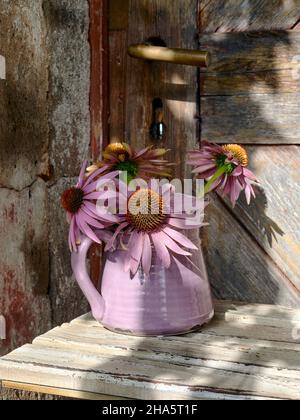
<box><xmin>203</xmin><ymin>145</ymin><xmax>300</xmax><ymax>306</ymax></box>
<box><xmin>200</xmin><ymin>31</ymin><xmax>300</xmax><ymax>144</ymax></box>
<box><xmin>199</xmin><ymin>0</ymin><xmax>300</xmax><ymax>33</ymax></box>
<box><xmin>199</xmin><ymin>4</ymin><xmax>300</xmax><ymax>306</ymax></box>
<box><xmin>1</xmin><ymin>301</ymin><xmax>300</xmax><ymax>400</ymax></box>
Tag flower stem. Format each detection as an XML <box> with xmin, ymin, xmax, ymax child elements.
<box><xmin>204</xmin><ymin>166</ymin><xmax>227</xmax><ymax>194</ymax></box>
<box><xmin>202</xmin><ymin>166</ymin><xmax>227</xmax><ymax>197</ymax></box>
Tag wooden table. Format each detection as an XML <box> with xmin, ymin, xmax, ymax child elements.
<box><xmin>1</xmin><ymin>301</ymin><xmax>300</xmax><ymax>400</ymax></box>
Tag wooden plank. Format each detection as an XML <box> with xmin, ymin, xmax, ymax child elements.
<box><xmin>201</xmin><ymin>31</ymin><xmax>300</xmax><ymax>74</ymax></box>
<box><xmin>1</xmin><ymin>343</ymin><xmax>300</xmax><ymax>399</ymax></box>
<box><xmin>199</xmin><ymin>0</ymin><xmax>300</xmax><ymax>33</ymax></box>
<box><xmin>33</xmin><ymin>323</ymin><xmax>300</xmax><ymax>371</ymax></box>
<box><xmin>215</xmin><ymin>300</ymin><xmax>300</xmax><ymax>323</ymax></box>
<box><xmin>0</xmin><ymin>359</ymin><xmax>266</xmax><ymax>401</ymax></box>
<box><xmin>201</xmin><ymin>93</ymin><xmax>300</xmax><ymax>144</ymax></box>
<box><xmin>109</xmin><ymin>31</ymin><xmax>127</xmax><ymax>143</ymax></box>
<box><xmin>109</xmin><ymin>0</ymin><xmax>129</xmax><ymax>31</ymax></box>
<box><xmin>222</xmin><ymin>146</ymin><xmax>300</xmax><ymax>295</ymax></box>
<box><xmin>2</xmin><ymin>380</ymin><xmax>129</xmax><ymax>400</ymax></box>
<box><xmin>202</xmin><ymin>194</ymin><xmax>300</xmax><ymax>308</ymax></box>
<box><xmin>202</xmin><ymin>70</ymin><xmax>300</xmax><ymax>96</ymax></box>
<box><xmin>89</xmin><ymin>0</ymin><xmax>110</xmax><ymax>288</ymax></box>
<box><xmin>71</xmin><ymin>311</ymin><xmax>300</xmax><ymax>344</ymax></box>
<box><xmin>89</xmin><ymin>0</ymin><xmax>109</xmax><ymax>160</ymax></box>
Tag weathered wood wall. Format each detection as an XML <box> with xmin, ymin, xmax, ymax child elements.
<box><xmin>0</xmin><ymin>0</ymin><xmax>94</xmax><ymax>399</ymax></box>
<box><xmin>199</xmin><ymin>1</ymin><xmax>300</xmax><ymax>306</ymax></box>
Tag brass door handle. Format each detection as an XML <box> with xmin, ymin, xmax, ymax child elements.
<box><xmin>128</xmin><ymin>44</ymin><xmax>210</xmax><ymax>68</ymax></box>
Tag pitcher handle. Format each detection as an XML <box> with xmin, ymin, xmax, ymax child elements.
<box><xmin>71</xmin><ymin>232</ymin><xmax>109</xmax><ymax>322</ymax></box>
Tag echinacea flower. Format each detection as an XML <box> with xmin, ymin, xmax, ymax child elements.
<box><xmin>61</xmin><ymin>161</ymin><xmax>119</xmax><ymax>252</ymax></box>
<box><xmin>87</xmin><ymin>142</ymin><xmax>172</xmax><ymax>182</ymax></box>
<box><xmin>105</xmin><ymin>183</ymin><xmax>205</xmax><ymax>276</ymax></box>
<box><xmin>188</xmin><ymin>141</ymin><xmax>258</xmax><ymax>206</ymax></box>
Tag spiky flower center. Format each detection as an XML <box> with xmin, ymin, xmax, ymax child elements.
<box><xmin>105</xmin><ymin>142</ymin><xmax>129</xmax><ymax>162</ymax></box>
<box><xmin>126</xmin><ymin>189</ymin><xmax>166</xmax><ymax>232</ymax></box>
<box><xmin>61</xmin><ymin>188</ymin><xmax>84</xmax><ymax>214</ymax></box>
<box><xmin>222</xmin><ymin>144</ymin><xmax>248</xmax><ymax>167</ymax></box>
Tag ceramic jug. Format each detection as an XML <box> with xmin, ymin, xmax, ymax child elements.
<box><xmin>71</xmin><ymin>231</ymin><xmax>214</xmax><ymax>336</ymax></box>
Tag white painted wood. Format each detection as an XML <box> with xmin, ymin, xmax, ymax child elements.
<box><xmin>0</xmin><ymin>55</ymin><xmax>5</xmax><ymax>79</ymax></box>
<box><xmin>1</xmin><ymin>301</ymin><xmax>300</xmax><ymax>400</ymax></box>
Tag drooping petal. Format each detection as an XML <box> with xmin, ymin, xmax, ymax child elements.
<box><xmin>75</xmin><ymin>215</ymin><xmax>102</xmax><ymax>244</ymax></box>
<box><xmin>77</xmin><ymin>160</ymin><xmax>88</xmax><ymax>188</ymax></box>
<box><xmin>158</xmin><ymin>230</ymin><xmax>192</xmax><ymax>256</ymax></box>
<box><xmin>142</xmin><ymin>233</ymin><xmax>152</xmax><ymax>276</ymax></box>
<box><xmin>192</xmin><ymin>162</ymin><xmax>217</xmax><ymax>174</ymax></box>
<box><xmin>78</xmin><ymin>209</ymin><xmax>105</xmax><ymax>229</ymax></box>
<box><xmin>104</xmin><ymin>221</ymin><xmax>129</xmax><ymax>251</ymax></box>
<box><xmin>129</xmin><ymin>231</ymin><xmax>144</xmax><ymax>276</ymax></box>
<box><xmin>232</xmin><ymin>165</ymin><xmax>243</xmax><ymax>177</ymax></box>
<box><xmin>82</xmin><ymin>164</ymin><xmax>110</xmax><ymax>188</ymax></box>
<box><xmin>243</xmin><ymin>168</ymin><xmax>258</xmax><ymax>181</ymax></box>
<box><xmin>151</xmin><ymin>233</ymin><xmax>171</xmax><ymax>268</ymax></box>
<box><xmin>167</xmin><ymin>217</ymin><xmax>197</xmax><ymax>230</ymax></box>
<box><xmin>163</xmin><ymin>226</ymin><xmax>198</xmax><ymax>250</ymax></box>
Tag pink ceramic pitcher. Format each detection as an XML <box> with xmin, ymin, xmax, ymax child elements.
<box><xmin>71</xmin><ymin>231</ymin><xmax>214</xmax><ymax>336</ymax></box>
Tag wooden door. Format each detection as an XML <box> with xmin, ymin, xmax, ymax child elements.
<box><xmin>108</xmin><ymin>0</ymin><xmax>300</xmax><ymax>307</ymax></box>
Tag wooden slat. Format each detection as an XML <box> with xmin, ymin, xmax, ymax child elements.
<box><xmin>1</xmin><ymin>343</ymin><xmax>300</xmax><ymax>400</ymax></box>
<box><xmin>33</xmin><ymin>323</ymin><xmax>300</xmax><ymax>371</ymax></box>
<box><xmin>71</xmin><ymin>311</ymin><xmax>300</xmax><ymax>346</ymax></box>
<box><xmin>199</xmin><ymin>0</ymin><xmax>300</xmax><ymax>32</ymax></box>
<box><xmin>109</xmin><ymin>31</ymin><xmax>127</xmax><ymax>143</ymax></box>
<box><xmin>203</xmin><ymin>194</ymin><xmax>300</xmax><ymax>308</ymax></box>
<box><xmin>200</xmin><ymin>32</ymin><xmax>300</xmax><ymax>144</ymax></box>
<box><xmin>201</xmin><ymin>93</ymin><xmax>300</xmax><ymax>144</ymax></box>
<box><xmin>226</xmin><ymin>146</ymin><xmax>300</xmax><ymax>294</ymax></box>
<box><xmin>203</xmin><ymin>146</ymin><xmax>300</xmax><ymax>302</ymax></box>
<box><xmin>201</xmin><ymin>31</ymin><xmax>300</xmax><ymax>75</ymax></box>
<box><xmin>2</xmin><ymin>381</ymin><xmax>129</xmax><ymax>400</ymax></box>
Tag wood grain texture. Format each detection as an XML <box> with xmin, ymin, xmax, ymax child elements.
<box><xmin>202</xmin><ymin>194</ymin><xmax>300</xmax><ymax>307</ymax></box>
<box><xmin>199</xmin><ymin>0</ymin><xmax>300</xmax><ymax>33</ymax></box>
<box><xmin>125</xmin><ymin>0</ymin><xmax>199</xmax><ymax>178</ymax></box>
<box><xmin>200</xmin><ymin>32</ymin><xmax>300</xmax><ymax>144</ymax></box>
<box><xmin>109</xmin><ymin>31</ymin><xmax>127</xmax><ymax>143</ymax></box>
<box><xmin>226</xmin><ymin>146</ymin><xmax>300</xmax><ymax>294</ymax></box>
<box><xmin>201</xmin><ymin>93</ymin><xmax>300</xmax><ymax>144</ymax></box>
<box><xmin>200</xmin><ymin>31</ymin><xmax>300</xmax><ymax>95</ymax></box>
<box><xmin>2</xmin><ymin>303</ymin><xmax>300</xmax><ymax>400</ymax></box>
<box><xmin>89</xmin><ymin>0</ymin><xmax>109</xmax><ymax>160</ymax></box>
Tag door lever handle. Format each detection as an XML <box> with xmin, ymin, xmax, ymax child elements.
<box><xmin>128</xmin><ymin>44</ymin><xmax>210</xmax><ymax>68</ymax></box>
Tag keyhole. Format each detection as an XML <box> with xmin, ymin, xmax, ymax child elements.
<box><xmin>150</xmin><ymin>97</ymin><xmax>166</xmax><ymax>142</ymax></box>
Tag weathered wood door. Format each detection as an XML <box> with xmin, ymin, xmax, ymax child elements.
<box><xmin>109</xmin><ymin>0</ymin><xmax>300</xmax><ymax>307</ymax></box>
<box><xmin>199</xmin><ymin>1</ymin><xmax>300</xmax><ymax>307</ymax></box>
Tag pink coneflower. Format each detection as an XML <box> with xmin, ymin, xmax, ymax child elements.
<box><xmin>61</xmin><ymin>161</ymin><xmax>119</xmax><ymax>252</ymax></box>
<box><xmin>188</xmin><ymin>142</ymin><xmax>258</xmax><ymax>206</ymax></box>
<box><xmin>105</xmin><ymin>184</ymin><xmax>205</xmax><ymax>276</ymax></box>
<box><xmin>87</xmin><ymin>142</ymin><xmax>173</xmax><ymax>183</ymax></box>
